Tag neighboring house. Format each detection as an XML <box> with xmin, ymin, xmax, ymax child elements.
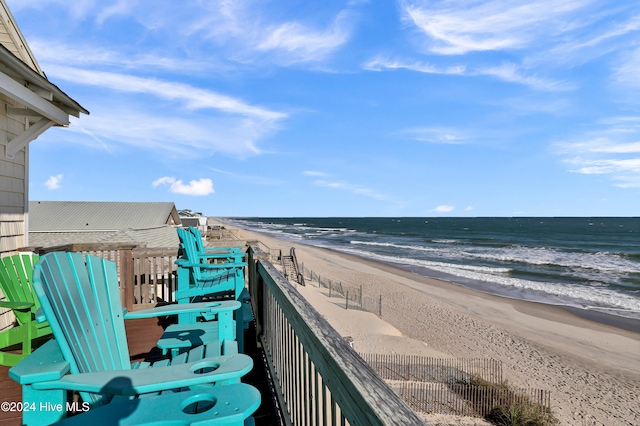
<box><xmin>0</xmin><ymin>1</ymin><xmax>87</xmax><ymax>331</ymax></box>
<box><xmin>29</xmin><ymin>201</ymin><xmax>182</xmax><ymax>249</ymax></box>
<box><xmin>0</xmin><ymin>1</ymin><xmax>88</xmax><ymax>255</ymax></box>
<box><xmin>178</xmin><ymin>209</ymin><xmax>208</xmax><ymax>234</ymax></box>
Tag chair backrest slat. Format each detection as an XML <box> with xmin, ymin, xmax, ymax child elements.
<box><xmin>189</xmin><ymin>227</ymin><xmax>207</xmax><ymax>254</ymax></box>
<box><xmin>34</xmin><ymin>253</ymin><xmax>130</xmax><ymax>376</ymax></box>
<box><xmin>177</xmin><ymin>228</ymin><xmax>205</xmax><ymax>281</ymax></box>
<box><xmin>85</xmin><ymin>254</ymin><xmax>129</xmax><ymax>366</ymax></box>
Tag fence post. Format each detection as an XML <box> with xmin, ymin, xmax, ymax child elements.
<box><xmin>360</xmin><ymin>284</ymin><xmax>363</xmax><ymax>307</ymax></box>
<box><xmin>346</xmin><ymin>291</ymin><xmax>349</xmax><ymax>310</ymax></box>
<box><xmin>378</xmin><ymin>295</ymin><xmax>382</xmax><ymax>318</ymax></box>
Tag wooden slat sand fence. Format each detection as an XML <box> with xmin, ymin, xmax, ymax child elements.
<box><xmin>248</xmin><ymin>246</ymin><xmax>426</xmax><ymax>426</ymax></box>
<box><xmin>301</xmin><ymin>263</ymin><xmax>386</xmax><ymax>316</ymax></box>
<box><xmin>360</xmin><ymin>353</ymin><xmax>551</xmax><ymax>418</ymax></box>
<box><xmin>396</xmin><ymin>382</ymin><xmax>552</xmax><ymax>418</ymax></box>
<box><xmin>360</xmin><ymin>353</ymin><xmax>503</xmax><ymax>383</ymax></box>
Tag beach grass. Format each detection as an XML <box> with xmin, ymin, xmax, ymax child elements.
<box><xmin>486</xmin><ymin>402</ymin><xmax>559</xmax><ymax>426</ymax></box>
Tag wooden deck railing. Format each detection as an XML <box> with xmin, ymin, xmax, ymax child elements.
<box><xmin>33</xmin><ymin>244</ymin><xmax>179</xmax><ymax>312</ymax></box>
<box><xmin>247</xmin><ymin>245</ymin><xmax>426</xmax><ymax>426</ymax></box>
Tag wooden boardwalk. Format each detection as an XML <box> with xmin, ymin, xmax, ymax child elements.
<box><xmin>0</xmin><ymin>318</ymin><xmax>281</xmax><ymax>425</ymax></box>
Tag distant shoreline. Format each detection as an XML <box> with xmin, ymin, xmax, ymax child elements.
<box><xmin>312</xmin><ymin>239</ymin><xmax>640</xmax><ymax>337</ymax></box>
<box><xmin>217</xmin><ymin>217</ymin><xmax>640</xmax><ymax>335</ymax></box>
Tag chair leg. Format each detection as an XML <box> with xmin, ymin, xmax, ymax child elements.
<box><xmin>0</xmin><ymin>325</ymin><xmax>29</xmax><ymax>367</ymax></box>
<box><xmin>21</xmin><ymin>385</ymin><xmax>66</xmax><ymax>426</ymax></box>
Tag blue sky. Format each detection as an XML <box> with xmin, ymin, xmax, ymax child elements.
<box><xmin>9</xmin><ymin>0</ymin><xmax>640</xmax><ymax>217</ymax></box>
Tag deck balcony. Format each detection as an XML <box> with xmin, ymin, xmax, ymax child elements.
<box><xmin>0</xmin><ymin>241</ymin><xmax>425</xmax><ymax>425</ymax></box>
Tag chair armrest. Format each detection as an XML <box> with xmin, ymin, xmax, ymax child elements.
<box><xmin>31</xmin><ymin>353</ymin><xmax>253</xmax><ymax>395</ymax></box>
<box><xmin>36</xmin><ymin>307</ymin><xmax>47</xmax><ymax>323</ymax></box>
<box><xmin>0</xmin><ymin>300</ymin><xmax>34</xmax><ymax>311</ymax></box>
<box><xmin>203</xmin><ymin>247</ymin><xmax>242</xmax><ymax>253</ymax></box>
<box><xmin>197</xmin><ymin>253</ymin><xmax>244</xmax><ymax>260</ymax></box>
<box><xmin>175</xmin><ymin>259</ymin><xmax>247</xmax><ymax>269</ymax></box>
<box><xmin>123</xmin><ymin>300</ymin><xmax>240</xmax><ymax>319</ymax></box>
<box><xmin>9</xmin><ymin>339</ymin><xmax>70</xmax><ymax>385</ymax></box>
<box><xmin>50</xmin><ymin>384</ymin><xmax>260</xmax><ymax>426</ymax></box>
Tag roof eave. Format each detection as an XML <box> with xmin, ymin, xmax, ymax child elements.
<box><xmin>0</xmin><ymin>45</ymin><xmax>89</xmax><ymax>117</ymax></box>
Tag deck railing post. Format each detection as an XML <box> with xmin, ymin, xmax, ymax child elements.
<box><xmin>248</xmin><ymin>246</ymin><xmax>268</xmax><ymax>338</ymax></box>
<box><xmin>119</xmin><ymin>248</ymin><xmax>134</xmax><ymax>311</ymax></box>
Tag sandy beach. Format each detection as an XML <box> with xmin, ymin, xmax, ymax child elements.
<box><xmin>215</xmin><ymin>219</ymin><xmax>640</xmax><ymax>425</ymax></box>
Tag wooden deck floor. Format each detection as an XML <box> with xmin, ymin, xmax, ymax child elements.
<box><xmin>0</xmin><ymin>318</ymin><xmax>282</xmax><ymax>425</ymax></box>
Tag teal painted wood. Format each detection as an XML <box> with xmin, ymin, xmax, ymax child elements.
<box><xmin>9</xmin><ymin>252</ymin><xmax>259</xmax><ymax>426</ymax></box>
<box><xmin>8</xmin><ymin>338</ymin><xmax>69</xmax><ymax>384</ymax></box>
<box><xmin>176</xmin><ymin>229</ymin><xmax>254</xmax><ymax>353</ymax></box>
<box><xmin>189</xmin><ymin>227</ymin><xmax>242</xmax><ymax>255</ymax></box>
<box><xmin>175</xmin><ymin>228</ymin><xmax>246</xmax><ymax>304</ymax></box>
<box><xmin>0</xmin><ymin>253</ymin><xmax>53</xmax><ymax>366</ymax></box>
<box><xmin>53</xmin><ymin>383</ymin><xmax>261</xmax><ymax>426</ymax></box>
<box><xmin>181</xmin><ymin>228</ymin><xmax>244</xmax><ymax>262</ymax></box>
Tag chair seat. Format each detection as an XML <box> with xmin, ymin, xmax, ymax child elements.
<box><xmin>158</xmin><ymin>322</ymin><xmax>223</xmax><ymax>357</ymax></box>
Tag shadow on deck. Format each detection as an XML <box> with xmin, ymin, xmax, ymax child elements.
<box><xmin>0</xmin><ymin>317</ymin><xmax>282</xmax><ymax>426</ymax></box>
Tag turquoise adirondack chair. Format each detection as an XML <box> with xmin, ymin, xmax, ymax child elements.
<box><xmin>0</xmin><ymin>253</ymin><xmax>52</xmax><ymax>366</ymax></box>
<box><xmin>175</xmin><ymin>228</ymin><xmax>247</xmax><ymax>306</ymax></box>
<box><xmin>176</xmin><ymin>229</ymin><xmax>253</xmax><ymax>352</ymax></box>
<box><xmin>9</xmin><ymin>252</ymin><xmax>260</xmax><ymax>426</ymax></box>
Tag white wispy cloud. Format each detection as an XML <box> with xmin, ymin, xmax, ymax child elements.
<box><xmin>614</xmin><ymin>47</ymin><xmax>640</xmax><ymax>88</ymax></box>
<box><xmin>400</xmin><ymin>127</ymin><xmax>467</xmax><ymax>144</ymax></box>
<box><xmin>185</xmin><ymin>2</ymin><xmax>355</xmax><ymax>66</ymax></box>
<box><xmin>210</xmin><ymin>168</ymin><xmax>285</xmax><ymax>186</ymax></box>
<box><xmin>45</xmin><ymin>174</ymin><xmax>63</xmax><ymax>189</ymax></box>
<box><xmin>565</xmin><ymin>158</ymin><xmax>640</xmax><ymax>188</ymax></box>
<box><xmin>302</xmin><ymin>171</ymin><xmax>327</xmax><ymax>177</ymax></box>
<box><xmin>365</xmin><ymin>57</ymin><xmax>571</xmax><ymax>91</ymax></box>
<box><xmin>477</xmin><ymin>63</ymin><xmax>574</xmax><ymax>91</ymax></box>
<box><xmin>553</xmin><ymin>117</ymin><xmax>640</xmax><ymax>187</ymax></box>
<box><xmin>30</xmin><ymin>40</ymin><xmax>214</xmax><ymax>73</ymax></box>
<box><xmin>96</xmin><ymin>0</ymin><xmax>132</xmax><ymax>24</ymax></box>
<box><xmin>312</xmin><ymin>179</ymin><xmax>389</xmax><ymax>201</ymax></box>
<box><xmin>363</xmin><ymin>56</ymin><xmax>466</xmax><ymax>75</ymax></box>
<box><xmin>256</xmin><ymin>11</ymin><xmax>352</xmax><ymax>64</ymax></box>
<box><xmin>401</xmin><ymin>0</ymin><xmax>592</xmax><ymax>55</ymax></box>
<box><xmin>43</xmin><ymin>65</ymin><xmax>286</xmax><ymax>121</ymax></box>
<box><xmin>152</xmin><ymin>176</ymin><xmax>215</xmax><ymax>196</ymax></box>
<box><xmin>61</xmin><ymin>107</ymin><xmax>272</xmax><ymax>158</ymax></box>
<box><xmin>37</xmin><ymin>63</ymin><xmax>286</xmax><ymax>158</ymax></box>
<box><xmin>23</xmin><ymin>0</ymin><xmax>360</xmax><ymax>68</ymax></box>
<box><xmin>432</xmin><ymin>204</ymin><xmax>455</xmax><ymax>213</ymax></box>
<box><xmin>10</xmin><ymin>0</ymin><xmax>98</xmax><ymax>20</ymax></box>
<box><xmin>543</xmin><ymin>14</ymin><xmax>640</xmax><ymax>65</ymax></box>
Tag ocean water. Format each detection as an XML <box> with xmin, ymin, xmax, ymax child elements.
<box><xmin>224</xmin><ymin>217</ymin><xmax>640</xmax><ymax>321</ymax></box>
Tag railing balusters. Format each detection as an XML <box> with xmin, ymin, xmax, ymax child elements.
<box><xmin>249</xmin><ymin>247</ymin><xmax>425</xmax><ymax>426</ymax></box>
